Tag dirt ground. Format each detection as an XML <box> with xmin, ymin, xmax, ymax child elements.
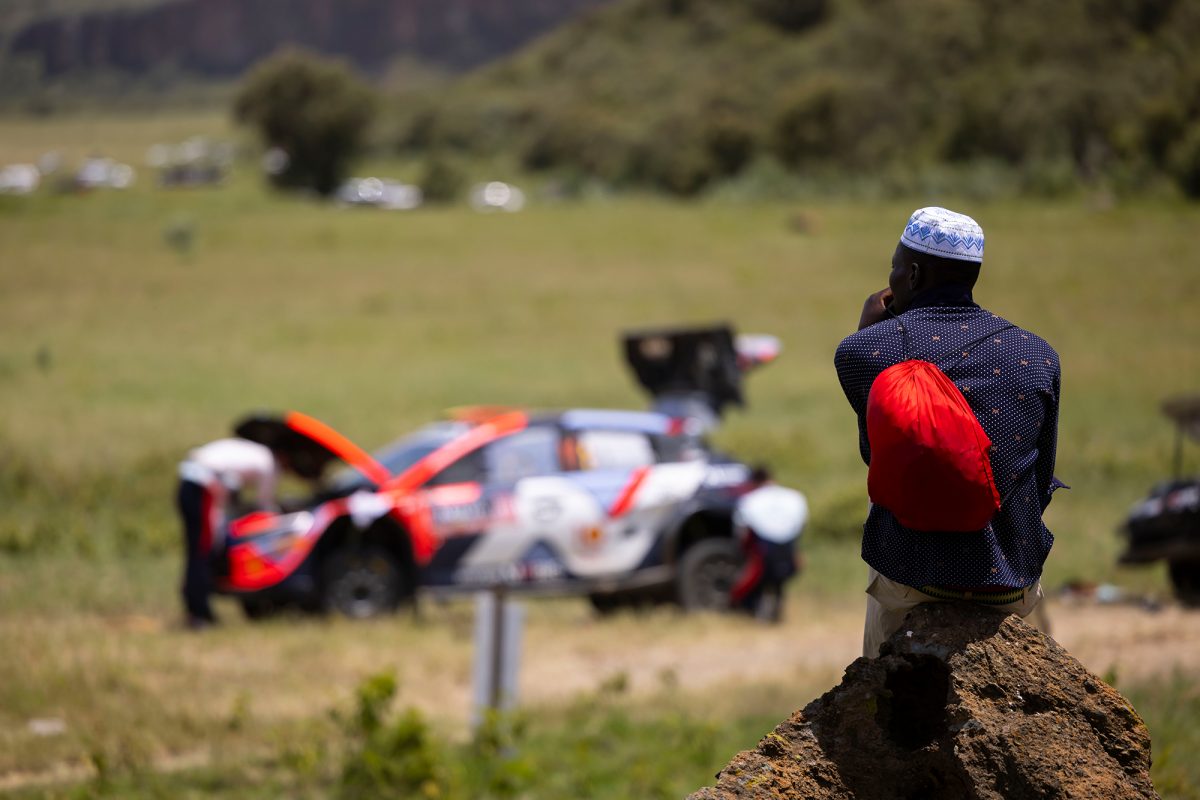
<box><xmin>516</xmin><ymin>599</ymin><xmax>1200</xmax><ymax>709</ymax></box>
<box><xmin>1</xmin><ymin>596</ymin><xmax>1196</xmax><ymax>793</ymax></box>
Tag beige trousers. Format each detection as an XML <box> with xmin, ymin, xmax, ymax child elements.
<box><xmin>863</xmin><ymin>567</ymin><xmax>1044</xmax><ymax>658</ymax></box>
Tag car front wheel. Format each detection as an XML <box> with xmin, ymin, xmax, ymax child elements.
<box><xmin>321</xmin><ymin>546</ymin><xmax>405</xmax><ymax>619</ymax></box>
<box><xmin>676</xmin><ymin>538</ymin><xmax>743</xmax><ymax>612</ymax></box>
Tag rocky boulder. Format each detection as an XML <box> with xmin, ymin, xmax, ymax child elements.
<box><xmin>690</xmin><ymin>603</ymin><xmax>1159</xmax><ymax>799</ymax></box>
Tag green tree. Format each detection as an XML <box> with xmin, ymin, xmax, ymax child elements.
<box><xmin>234</xmin><ymin>48</ymin><xmax>377</xmax><ymax>196</ymax></box>
<box><xmin>419</xmin><ymin>155</ymin><xmax>467</xmax><ymax>204</ymax></box>
<box><xmin>771</xmin><ymin>77</ymin><xmax>851</xmax><ymax>169</ymax></box>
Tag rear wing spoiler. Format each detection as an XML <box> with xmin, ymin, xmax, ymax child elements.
<box><xmin>622</xmin><ymin>324</ymin><xmax>781</xmax><ymax>426</ymax></box>
<box><xmin>1163</xmin><ymin>396</ymin><xmax>1200</xmax><ymax>442</ymax></box>
<box><xmin>1162</xmin><ymin>395</ymin><xmax>1200</xmax><ymax>479</ymax></box>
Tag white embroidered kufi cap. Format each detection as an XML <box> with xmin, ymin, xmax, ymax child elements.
<box><xmin>900</xmin><ymin>206</ymin><xmax>985</xmax><ymax>264</ymax></box>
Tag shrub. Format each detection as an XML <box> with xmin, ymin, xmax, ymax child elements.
<box><xmin>419</xmin><ymin>156</ymin><xmax>467</xmax><ymax>204</ymax></box>
<box><xmin>339</xmin><ymin>672</ymin><xmax>448</xmax><ymax>799</ymax></box>
<box><xmin>520</xmin><ymin>107</ymin><xmax>637</xmax><ymax>184</ymax></box>
<box><xmin>646</xmin><ymin>145</ymin><xmax>714</xmax><ymax>196</ymax></box>
<box><xmin>632</xmin><ymin>114</ymin><xmax>722</xmax><ymax>196</ymax></box>
<box><xmin>1168</xmin><ymin>124</ymin><xmax>1200</xmax><ymax>198</ymax></box>
<box><xmin>399</xmin><ymin>102</ymin><xmax>504</xmax><ymax>154</ymax></box>
<box><xmin>703</xmin><ymin>112</ymin><xmax>759</xmax><ymax>177</ymax></box>
<box><xmin>234</xmin><ymin>48</ymin><xmax>377</xmax><ymax>196</ymax></box>
<box><xmin>771</xmin><ymin>77</ymin><xmax>851</xmax><ymax>169</ymax></box>
<box><xmin>1139</xmin><ymin>97</ymin><xmax>1188</xmax><ymax>167</ymax></box>
<box><xmin>1089</xmin><ymin>0</ymin><xmax>1179</xmax><ymax>35</ymax></box>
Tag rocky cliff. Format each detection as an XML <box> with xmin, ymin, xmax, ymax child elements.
<box><xmin>8</xmin><ymin>0</ymin><xmax>611</xmax><ymax>79</ymax></box>
<box><xmin>690</xmin><ymin>604</ymin><xmax>1160</xmax><ymax>800</ymax></box>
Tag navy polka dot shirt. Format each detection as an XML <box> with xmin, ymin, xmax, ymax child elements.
<box><xmin>834</xmin><ymin>287</ymin><xmax>1063</xmax><ymax>590</ymax></box>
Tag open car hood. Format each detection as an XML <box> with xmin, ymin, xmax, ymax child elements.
<box><xmin>234</xmin><ymin>411</ymin><xmax>391</xmax><ymax>486</ymax></box>
<box><xmin>623</xmin><ymin>324</ymin><xmax>780</xmax><ymax>414</ymax></box>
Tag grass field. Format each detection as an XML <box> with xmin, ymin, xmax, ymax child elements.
<box><xmin>1</xmin><ymin>112</ymin><xmax>1199</xmax><ymax>796</ymax></box>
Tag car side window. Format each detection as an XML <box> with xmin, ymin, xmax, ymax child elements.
<box><xmin>425</xmin><ymin>448</ymin><xmax>486</xmax><ymax>487</ymax></box>
<box><xmin>576</xmin><ymin>430</ymin><xmax>655</xmax><ymax>471</ymax></box>
<box><xmin>653</xmin><ymin>434</ymin><xmax>708</xmax><ymax>463</ymax></box>
<box><xmin>485</xmin><ymin>427</ymin><xmax>561</xmax><ymax>484</ymax></box>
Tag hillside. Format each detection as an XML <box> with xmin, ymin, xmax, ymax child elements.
<box><xmin>0</xmin><ymin>0</ymin><xmax>163</xmax><ymax>35</ymax></box>
<box><xmin>0</xmin><ymin>0</ymin><xmax>610</xmax><ymax>96</ymax></box>
<box><xmin>400</xmin><ymin>0</ymin><xmax>1200</xmax><ymax>197</ymax></box>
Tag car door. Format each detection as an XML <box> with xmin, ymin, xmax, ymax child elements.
<box><xmin>435</xmin><ymin>426</ymin><xmax>591</xmax><ymax>586</ymax></box>
<box><xmin>413</xmin><ymin>446</ymin><xmax>492</xmax><ymax>586</ymax></box>
<box><xmin>551</xmin><ymin>428</ymin><xmax>708</xmax><ymax>578</ymax></box>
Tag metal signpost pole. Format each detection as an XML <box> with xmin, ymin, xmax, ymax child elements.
<box><xmin>472</xmin><ymin>584</ymin><xmax>524</xmax><ymax>732</ymax></box>
<box><xmin>489</xmin><ymin>584</ymin><xmax>506</xmax><ymax>711</ymax></box>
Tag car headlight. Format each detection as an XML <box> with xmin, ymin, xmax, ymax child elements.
<box><xmin>248</xmin><ymin>512</ymin><xmax>315</xmax><ymax>560</ymax></box>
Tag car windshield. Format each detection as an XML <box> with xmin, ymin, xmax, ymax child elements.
<box><xmin>326</xmin><ymin>422</ymin><xmax>468</xmax><ymax>492</ymax></box>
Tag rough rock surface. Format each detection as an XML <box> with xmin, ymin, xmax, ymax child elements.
<box><xmin>691</xmin><ymin>604</ymin><xmax>1159</xmax><ymax>800</ymax></box>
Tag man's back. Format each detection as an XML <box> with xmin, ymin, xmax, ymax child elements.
<box><xmin>835</xmin><ymin>289</ymin><xmax>1061</xmax><ymax>590</ymax></box>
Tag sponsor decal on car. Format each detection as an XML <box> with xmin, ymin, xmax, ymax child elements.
<box><xmin>703</xmin><ymin>463</ymin><xmax>750</xmax><ymax>488</ymax></box>
<box><xmin>431</xmin><ymin>499</ymin><xmax>491</xmax><ymax>536</ymax></box>
<box><xmin>453</xmin><ymin>557</ymin><xmax>567</xmax><ymax>586</ymax></box>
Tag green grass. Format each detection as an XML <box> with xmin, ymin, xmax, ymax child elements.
<box><xmin>2</xmin><ymin>117</ymin><xmax>1197</xmax><ymax>585</ymax></box>
<box><xmin>0</xmin><ymin>552</ymin><xmax>851</xmax><ymax>784</ymax></box>
<box><xmin>3</xmin><ymin>643</ymin><xmax>1196</xmax><ymax>799</ymax></box>
<box><xmin>1</xmin><ymin>113</ymin><xmax>1198</xmax><ymax>796</ymax></box>
<box><xmin>2</xmin><ymin>673</ymin><xmax>793</xmax><ymax>800</ymax></box>
<box><xmin>1125</xmin><ymin>674</ymin><xmax>1200</xmax><ymax>800</ymax></box>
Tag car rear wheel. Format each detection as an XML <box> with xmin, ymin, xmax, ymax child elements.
<box><xmin>676</xmin><ymin>538</ymin><xmax>743</xmax><ymax>612</ymax></box>
<box><xmin>1168</xmin><ymin>559</ymin><xmax>1200</xmax><ymax>607</ymax></box>
<box><xmin>321</xmin><ymin>546</ymin><xmax>405</xmax><ymax>619</ymax></box>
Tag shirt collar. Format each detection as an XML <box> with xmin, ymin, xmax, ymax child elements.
<box><xmin>905</xmin><ymin>284</ymin><xmax>978</xmax><ymax>312</ymax></box>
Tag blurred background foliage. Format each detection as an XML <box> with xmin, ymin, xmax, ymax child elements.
<box><xmin>384</xmin><ymin>0</ymin><xmax>1200</xmax><ymax>199</ymax></box>
<box><xmin>6</xmin><ymin>0</ymin><xmax>1200</xmax><ymax>201</ymax></box>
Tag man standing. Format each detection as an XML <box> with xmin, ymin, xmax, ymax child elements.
<box><xmin>834</xmin><ymin>207</ymin><xmax>1063</xmax><ymax>658</ymax></box>
<box><xmin>730</xmin><ymin>466</ymin><xmax>809</xmax><ymax>622</ymax></box>
<box><xmin>177</xmin><ymin>437</ymin><xmax>279</xmax><ymax>628</ymax></box>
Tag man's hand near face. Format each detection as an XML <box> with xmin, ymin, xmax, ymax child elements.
<box><xmin>858</xmin><ymin>287</ymin><xmax>894</xmax><ymax>331</ymax></box>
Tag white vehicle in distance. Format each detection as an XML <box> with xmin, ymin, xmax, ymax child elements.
<box><xmin>336</xmin><ymin>177</ymin><xmax>423</xmax><ymax>210</ymax></box>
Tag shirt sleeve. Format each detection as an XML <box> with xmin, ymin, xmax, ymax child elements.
<box><xmin>1035</xmin><ymin>358</ymin><xmax>1062</xmax><ymax>512</ymax></box>
<box><xmin>834</xmin><ymin>335</ymin><xmax>874</xmax><ymax>466</ymax></box>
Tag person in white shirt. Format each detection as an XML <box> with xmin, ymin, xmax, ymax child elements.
<box><xmin>730</xmin><ymin>466</ymin><xmax>809</xmax><ymax>622</ymax></box>
<box><xmin>177</xmin><ymin>438</ymin><xmax>279</xmax><ymax>628</ymax></box>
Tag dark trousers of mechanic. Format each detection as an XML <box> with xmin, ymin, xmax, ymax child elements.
<box><xmin>731</xmin><ymin>538</ymin><xmax>796</xmax><ymax>621</ymax></box>
<box><xmin>177</xmin><ymin>479</ymin><xmax>217</xmax><ymax>624</ymax></box>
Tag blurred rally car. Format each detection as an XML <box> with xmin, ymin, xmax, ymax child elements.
<box><xmin>214</xmin><ymin>325</ymin><xmax>793</xmax><ymax>619</ymax></box>
<box><xmin>1119</xmin><ymin>395</ymin><xmax>1200</xmax><ymax>605</ymax></box>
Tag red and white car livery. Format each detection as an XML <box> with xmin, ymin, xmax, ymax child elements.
<box><xmin>216</xmin><ymin>407</ymin><xmax>767</xmax><ymax>618</ymax></box>
<box><xmin>216</xmin><ymin>324</ymin><xmax>794</xmax><ymax>618</ymax></box>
